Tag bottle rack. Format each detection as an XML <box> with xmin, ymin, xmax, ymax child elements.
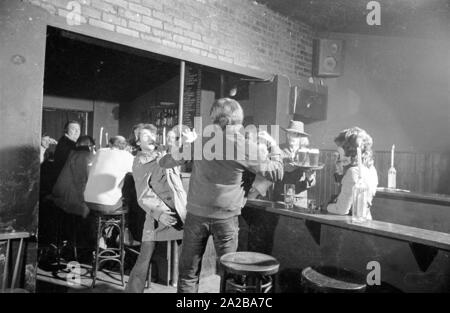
<box><xmin>148</xmin><ymin>106</ymin><xmax>178</xmax><ymax>144</ymax></box>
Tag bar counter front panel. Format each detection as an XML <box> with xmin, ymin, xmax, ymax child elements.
<box><xmin>240</xmin><ymin>199</ymin><xmax>450</xmax><ymax>293</ymax></box>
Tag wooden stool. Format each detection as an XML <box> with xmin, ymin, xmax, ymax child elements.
<box><xmin>91</xmin><ymin>208</ymin><xmax>127</xmax><ymax>288</ymax></box>
<box><xmin>1</xmin><ymin>232</ymin><xmax>30</xmax><ymax>292</ymax></box>
<box><xmin>301</xmin><ymin>266</ymin><xmax>367</xmax><ymax>293</ymax></box>
<box><xmin>219</xmin><ymin>252</ymin><xmax>279</xmax><ymax>293</ymax></box>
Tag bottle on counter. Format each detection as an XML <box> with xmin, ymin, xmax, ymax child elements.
<box><xmin>387</xmin><ymin>144</ymin><xmax>397</xmax><ymax>189</ymax></box>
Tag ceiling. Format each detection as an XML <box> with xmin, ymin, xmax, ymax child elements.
<box><xmin>256</xmin><ymin>0</ymin><xmax>449</xmax><ymax>38</ymax></box>
<box><xmin>44</xmin><ymin>27</ymin><xmax>180</xmax><ymax>102</ymax></box>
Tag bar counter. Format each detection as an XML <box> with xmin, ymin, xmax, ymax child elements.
<box><xmin>372</xmin><ymin>188</ymin><xmax>450</xmax><ymax>233</ymax></box>
<box><xmin>240</xmin><ymin>199</ymin><xmax>450</xmax><ymax>292</ymax></box>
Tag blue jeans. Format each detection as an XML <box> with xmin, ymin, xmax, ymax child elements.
<box><xmin>177</xmin><ymin>212</ymin><xmax>239</xmax><ymax>293</ymax></box>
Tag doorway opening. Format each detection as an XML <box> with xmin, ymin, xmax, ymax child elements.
<box><xmin>38</xmin><ymin>26</ymin><xmax>258</xmax><ymax>291</ymax></box>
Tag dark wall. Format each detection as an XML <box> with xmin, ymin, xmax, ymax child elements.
<box><xmin>0</xmin><ymin>0</ymin><xmax>47</xmax><ymax>292</ymax></box>
<box><xmin>119</xmin><ymin>76</ymin><xmax>180</xmax><ymax>136</ymax></box>
<box><xmin>0</xmin><ymin>0</ymin><xmax>46</xmax><ymax>234</ymax></box>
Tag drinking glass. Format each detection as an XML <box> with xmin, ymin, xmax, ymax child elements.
<box><xmin>284</xmin><ymin>184</ymin><xmax>295</xmax><ymax>209</ymax></box>
<box><xmin>307</xmin><ymin>199</ymin><xmax>317</xmax><ymax>214</ymax></box>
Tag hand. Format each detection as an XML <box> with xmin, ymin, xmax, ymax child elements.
<box><xmin>181</xmin><ymin>128</ymin><xmax>198</xmax><ymax>144</ymax></box>
<box><xmin>284</xmin><ymin>162</ymin><xmax>297</xmax><ymax>172</ymax></box>
<box><xmin>305</xmin><ymin>170</ymin><xmax>316</xmax><ymax>180</ymax></box>
<box><xmin>41</xmin><ymin>136</ymin><xmax>57</xmax><ymax>149</ymax></box>
<box><xmin>257</xmin><ymin>131</ymin><xmax>276</xmax><ymax>148</ymax></box>
<box><xmin>158</xmin><ymin>211</ymin><xmax>177</xmax><ymax>227</ymax></box>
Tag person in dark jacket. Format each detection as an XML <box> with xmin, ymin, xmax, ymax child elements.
<box><xmin>52</xmin><ymin>135</ymin><xmax>95</xmax><ymax>218</ymax></box>
<box><xmin>160</xmin><ymin>98</ymin><xmax>284</xmax><ymax>293</ymax></box>
<box><xmin>52</xmin><ymin>120</ymin><xmax>81</xmax><ymax>187</ymax></box>
<box><xmin>50</xmin><ymin>135</ymin><xmax>96</xmax><ymax>260</ymax></box>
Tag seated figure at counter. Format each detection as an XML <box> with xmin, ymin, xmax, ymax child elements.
<box><xmin>52</xmin><ymin>135</ymin><xmax>96</xmax><ymax>218</ymax></box>
<box><xmin>126</xmin><ymin>124</ymin><xmax>186</xmax><ymax>293</ymax></box>
<box><xmin>327</xmin><ymin>127</ymin><xmax>378</xmax><ymax>219</ymax></box>
<box><xmin>332</xmin><ymin>129</ymin><xmax>350</xmax><ymax>186</ymax></box>
<box><xmin>273</xmin><ymin>120</ymin><xmax>316</xmax><ymax>202</ymax></box>
<box><xmin>84</xmin><ymin>136</ymin><xmax>134</xmax><ymax>213</ymax></box>
<box><xmin>159</xmin><ymin>98</ymin><xmax>284</xmax><ymax>293</ymax></box>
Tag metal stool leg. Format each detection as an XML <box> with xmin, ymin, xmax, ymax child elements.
<box><xmin>170</xmin><ymin>241</ymin><xmax>179</xmax><ymax>287</ymax></box>
<box><xmin>220</xmin><ymin>270</ymin><xmax>227</xmax><ymax>293</ymax></box>
<box><xmin>166</xmin><ymin>240</ymin><xmax>171</xmax><ymax>286</ymax></box>
<box><xmin>120</xmin><ymin>213</ymin><xmax>125</xmax><ymax>286</ymax></box>
<box><xmin>255</xmin><ymin>276</ymin><xmax>262</xmax><ymax>293</ymax></box>
<box><xmin>91</xmin><ymin>214</ymin><xmax>102</xmax><ymax>288</ymax></box>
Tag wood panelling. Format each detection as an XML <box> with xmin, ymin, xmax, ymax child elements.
<box><xmin>309</xmin><ymin>150</ymin><xmax>450</xmax><ymax>207</ymax></box>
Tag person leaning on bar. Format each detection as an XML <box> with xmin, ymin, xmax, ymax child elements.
<box><xmin>326</xmin><ymin>127</ymin><xmax>378</xmax><ymax>219</ymax></box>
<box><xmin>159</xmin><ymin>98</ymin><xmax>284</xmax><ymax>293</ymax></box>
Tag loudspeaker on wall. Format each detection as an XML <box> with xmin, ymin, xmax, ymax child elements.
<box><xmin>313</xmin><ymin>39</ymin><xmax>345</xmax><ymax>77</ymax></box>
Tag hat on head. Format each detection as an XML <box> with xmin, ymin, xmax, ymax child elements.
<box><xmin>282</xmin><ymin>120</ymin><xmax>309</xmax><ymax>136</ymax></box>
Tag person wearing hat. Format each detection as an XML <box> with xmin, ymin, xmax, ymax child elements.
<box><xmin>273</xmin><ymin>120</ymin><xmax>316</xmax><ymax>202</ymax></box>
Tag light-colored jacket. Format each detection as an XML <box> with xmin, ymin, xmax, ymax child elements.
<box><xmin>132</xmin><ymin>150</ymin><xmax>187</xmax><ymax>242</ymax></box>
<box><xmin>327</xmin><ymin>165</ymin><xmax>378</xmax><ymax>220</ymax></box>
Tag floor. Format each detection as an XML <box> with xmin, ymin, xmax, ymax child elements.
<box><xmin>36</xmin><ymin>261</ymin><xmax>221</xmax><ymax>293</ymax></box>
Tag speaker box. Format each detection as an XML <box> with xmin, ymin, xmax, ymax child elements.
<box><xmin>313</xmin><ymin>39</ymin><xmax>345</xmax><ymax>77</ymax></box>
<box><xmin>290</xmin><ymin>85</ymin><xmax>328</xmax><ymax>123</ymax></box>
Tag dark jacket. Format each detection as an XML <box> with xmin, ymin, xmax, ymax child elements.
<box><xmin>159</xmin><ymin>125</ymin><xmax>284</xmax><ymax>219</ymax></box>
<box><xmin>53</xmin><ymin>135</ymin><xmax>77</xmax><ymax>182</ymax></box>
<box><xmin>273</xmin><ymin>144</ymin><xmax>315</xmax><ymax>201</ymax></box>
<box><xmin>52</xmin><ymin>148</ymin><xmax>93</xmax><ymax>217</ymax></box>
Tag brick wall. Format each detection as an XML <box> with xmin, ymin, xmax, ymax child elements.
<box><xmin>27</xmin><ymin>0</ymin><xmax>313</xmax><ymax>80</ymax></box>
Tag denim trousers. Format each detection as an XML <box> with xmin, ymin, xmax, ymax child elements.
<box><xmin>177</xmin><ymin>212</ymin><xmax>239</xmax><ymax>293</ymax></box>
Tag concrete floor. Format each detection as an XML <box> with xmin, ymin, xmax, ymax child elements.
<box><xmin>36</xmin><ymin>261</ymin><xmax>220</xmax><ymax>293</ymax></box>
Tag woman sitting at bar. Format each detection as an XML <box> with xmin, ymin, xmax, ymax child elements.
<box><xmin>327</xmin><ymin>127</ymin><xmax>378</xmax><ymax>219</ymax></box>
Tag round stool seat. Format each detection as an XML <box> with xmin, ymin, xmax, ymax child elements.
<box><xmin>220</xmin><ymin>252</ymin><xmax>280</xmax><ymax>276</ymax></box>
<box><xmin>97</xmin><ymin>208</ymin><xmax>128</xmax><ymax>216</ymax></box>
<box><xmin>301</xmin><ymin>266</ymin><xmax>367</xmax><ymax>293</ymax></box>
<box><xmin>219</xmin><ymin>252</ymin><xmax>280</xmax><ymax>293</ymax></box>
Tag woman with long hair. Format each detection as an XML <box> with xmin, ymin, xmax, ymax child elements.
<box><xmin>326</xmin><ymin>127</ymin><xmax>378</xmax><ymax>220</ymax></box>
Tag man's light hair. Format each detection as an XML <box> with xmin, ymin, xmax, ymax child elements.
<box><xmin>209</xmin><ymin>98</ymin><xmax>244</xmax><ymax>129</ymax></box>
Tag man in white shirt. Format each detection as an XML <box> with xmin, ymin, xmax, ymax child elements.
<box><xmin>84</xmin><ymin>136</ymin><xmax>134</xmax><ymax>213</ymax></box>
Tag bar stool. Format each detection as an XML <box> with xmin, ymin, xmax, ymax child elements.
<box><xmin>91</xmin><ymin>208</ymin><xmax>128</xmax><ymax>288</ymax></box>
<box><xmin>219</xmin><ymin>252</ymin><xmax>279</xmax><ymax>293</ymax></box>
<box><xmin>301</xmin><ymin>266</ymin><xmax>367</xmax><ymax>293</ymax></box>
